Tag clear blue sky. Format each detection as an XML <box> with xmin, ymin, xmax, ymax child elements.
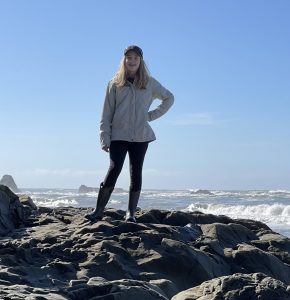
<box><xmin>1</xmin><ymin>0</ymin><xmax>289</xmax><ymax>190</ymax></box>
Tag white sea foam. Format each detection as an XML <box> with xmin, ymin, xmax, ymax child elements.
<box><xmin>110</xmin><ymin>199</ymin><xmax>122</xmax><ymax>204</ymax></box>
<box><xmin>34</xmin><ymin>198</ymin><xmax>78</xmax><ymax>208</ymax></box>
<box><xmin>142</xmin><ymin>190</ymin><xmax>189</xmax><ymax>198</ymax></box>
<box><xmin>188</xmin><ymin>189</ymin><xmax>214</xmax><ymax>196</ymax></box>
<box><xmin>268</xmin><ymin>190</ymin><xmax>290</xmax><ymax>197</ymax></box>
<box><xmin>186</xmin><ymin>203</ymin><xmax>290</xmax><ymax>225</ymax></box>
<box><xmin>21</xmin><ymin>188</ymin><xmax>290</xmax><ymax>237</ymax></box>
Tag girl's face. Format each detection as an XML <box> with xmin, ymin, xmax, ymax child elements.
<box><xmin>125</xmin><ymin>51</ymin><xmax>141</xmax><ymax>76</ymax></box>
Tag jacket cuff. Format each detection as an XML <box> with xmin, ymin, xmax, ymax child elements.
<box><xmin>100</xmin><ymin>134</ymin><xmax>111</xmax><ymax>149</ymax></box>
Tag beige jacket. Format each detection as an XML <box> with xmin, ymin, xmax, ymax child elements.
<box><xmin>100</xmin><ymin>77</ymin><xmax>174</xmax><ymax>148</ymax></box>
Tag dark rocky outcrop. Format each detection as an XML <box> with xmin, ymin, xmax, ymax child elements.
<box><xmin>0</xmin><ymin>185</ymin><xmax>36</xmax><ymax>235</ymax></box>
<box><xmin>1</xmin><ymin>187</ymin><xmax>290</xmax><ymax>299</ymax></box>
<box><xmin>0</xmin><ymin>174</ymin><xmax>19</xmax><ymax>193</ymax></box>
<box><xmin>172</xmin><ymin>273</ymin><xmax>290</xmax><ymax>300</ymax></box>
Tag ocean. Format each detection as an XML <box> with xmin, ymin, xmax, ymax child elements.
<box><xmin>21</xmin><ymin>188</ymin><xmax>290</xmax><ymax>238</ymax></box>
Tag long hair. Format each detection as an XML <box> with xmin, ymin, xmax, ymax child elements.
<box><xmin>114</xmin><ymin>56</ymin><xmax>150</xmax><ymax>89</ymax></box>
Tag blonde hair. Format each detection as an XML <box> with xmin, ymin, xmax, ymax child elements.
<box><xmin>114</xmin><ymin>56</ymin><xmax>150</xmax><ymax>89</ymax></box>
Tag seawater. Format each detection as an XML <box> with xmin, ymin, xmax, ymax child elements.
<box><xmin>21</xmin><ymin>188</ymin><xmax>290</xmax><ymax>238</ymax></box>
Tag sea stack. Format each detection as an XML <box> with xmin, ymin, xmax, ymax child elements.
<box><xmin>78</xmin><ymin>184</ymin><xmax>125</xmax><ymax>193</ymax></box>
<box><xmin>0</xmin><ymin>174</ymin><xmax>19</xmax><ymax>193</ymax></box>
<box><xmin>78</xmin><ymin>185</ymin><xmax>99</xmax><ymax>193</ymax></box>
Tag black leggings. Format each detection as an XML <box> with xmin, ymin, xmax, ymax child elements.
<box><xmin>103</xmin><ymin>141</ymin><xmax>149</xmax><ymax>192</ymax></box>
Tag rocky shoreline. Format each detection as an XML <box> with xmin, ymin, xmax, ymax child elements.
<box><xmin>1</xmin><ymin>184</ymin><xmax>290</xmax><ymax>299</ymax></box>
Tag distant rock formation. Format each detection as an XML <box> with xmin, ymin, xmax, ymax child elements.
<box><xmin>189</xmin><ymin>189</ymin><xmax>213</xmax><ymax>195</ymax></box>
<box><xmin>78</xmin><ymin>185</ymin><xmax>99</xmax><ymax>193</ymax></box>
<box><xmin>78</xmin><ymin>184</ymin><xmax>124</xmax><ymax>193</ymax></box>
<box><xmin>0</xmin><ymin>174</ymin><xmax>19</xmax><ymax>193</ymax></box>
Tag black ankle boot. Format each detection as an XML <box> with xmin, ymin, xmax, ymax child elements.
<box><xmin>85</xmin><ymin>183</ymin><xmax>114</xmax><ymax>222</ymax></box>
<box><xmin>125</xmin><ymin>190</ymin><xmax>141</xmax><ymax>222</ymax></box>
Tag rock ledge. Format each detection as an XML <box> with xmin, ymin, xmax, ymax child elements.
<box><xmin>1</xmin><ymin>187</ymin><xmax>290</xmax><ymax>299</ymax></box>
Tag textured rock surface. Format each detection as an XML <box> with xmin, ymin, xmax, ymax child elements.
<box><xmin>1</xmin><ymin>188</ymin><xmax>290</xmax><ymax>299</ymax></box>
<box><xmin>0</xmin><ymin>185</ymin><xmax>36</xmax><ymax>235</ymax></box>
<box><xmin>0</xmin><ymin>174</ymin><xmax>19</xmax><ymax>193</ymax></box>
<box><xmin>172</xmin><ymin>273</ymin><xmax>290</xmax><ymax>300</ymax></box>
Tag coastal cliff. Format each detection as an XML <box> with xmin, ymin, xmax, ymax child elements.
<box><xmin>1</xmin><ymin>185</ymin><xmax>290</xmax><ymax>299</ymax></box>
<box><xmin>0</xmin><ymin>174</ymin><xmax>19</xmax><ymax>193</ymax></box>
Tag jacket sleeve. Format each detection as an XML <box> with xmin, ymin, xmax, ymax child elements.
<box><xmin>100</xmin><ymin>81</ymin><xmax>115</xmax><ymax>148</ymax></box>
<box><xmin>148</xmin><ymin>77</ymin><xmax>174</xmax><ymax>122</ymax></box>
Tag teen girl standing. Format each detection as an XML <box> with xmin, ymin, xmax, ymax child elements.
<box><xmin>85</xmin><ymin>45</ymin><xmax>174</xmax><ymax>223</ymax></box>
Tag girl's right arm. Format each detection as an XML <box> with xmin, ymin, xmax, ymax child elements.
<box><xmin>100</xmin><ymin>81</ymin><xmax>115</xmax><ymax>150</ymax></box>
